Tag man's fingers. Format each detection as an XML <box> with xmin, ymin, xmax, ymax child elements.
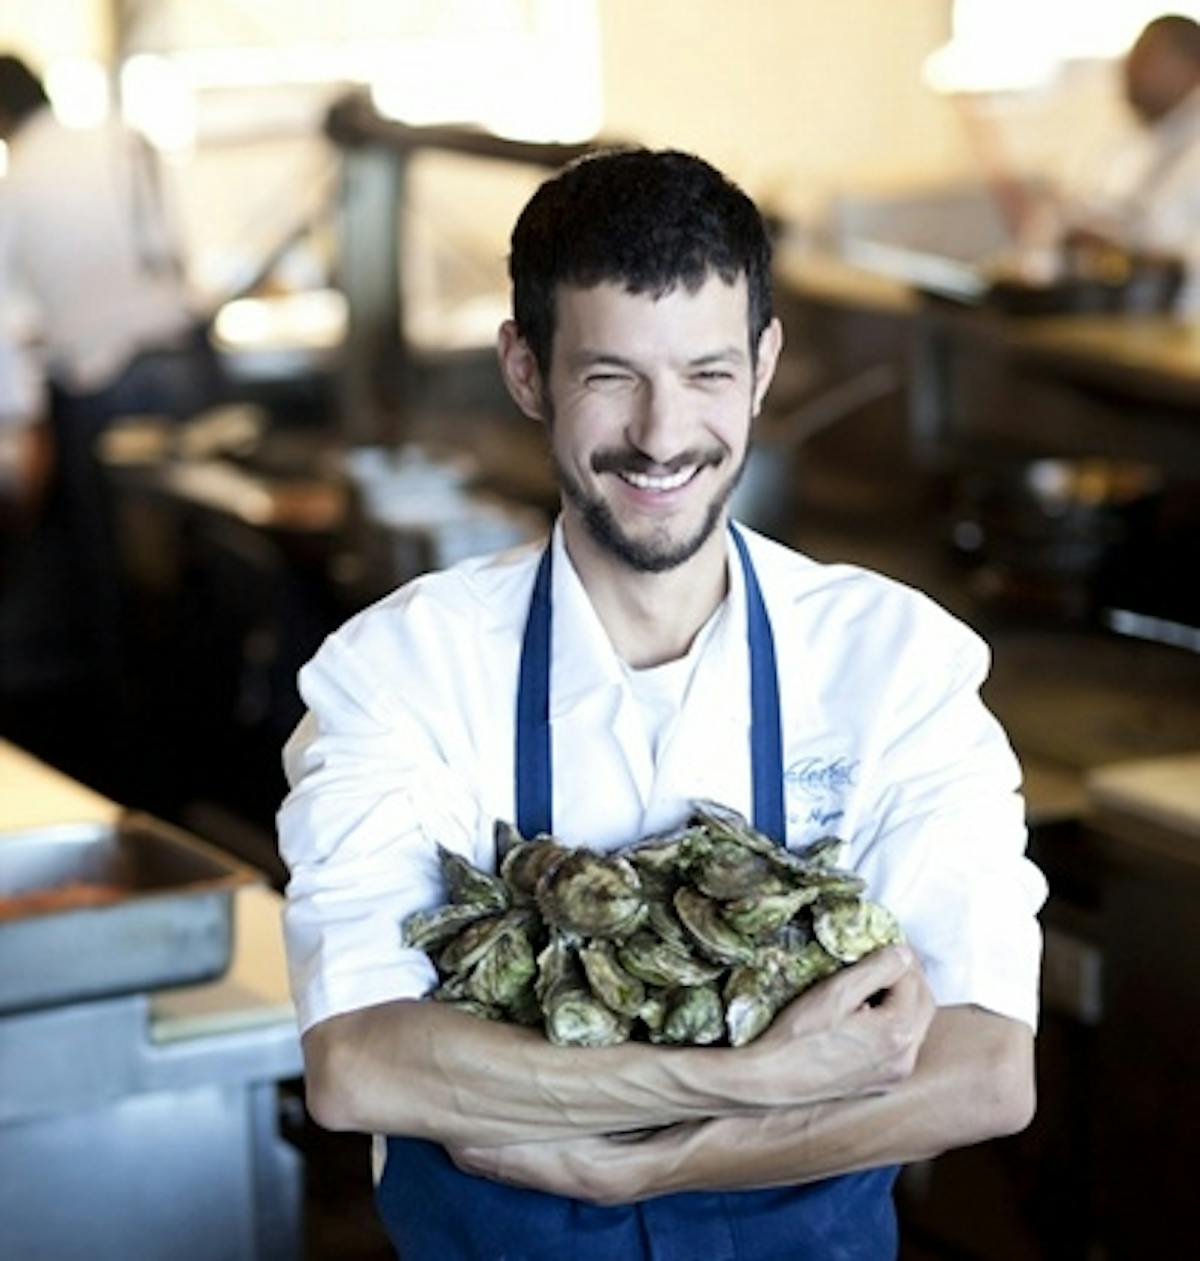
<box><xmin>827</xmin><ymin>943</ymin><xmax>917</xmax><ymax>1011</ymax></box>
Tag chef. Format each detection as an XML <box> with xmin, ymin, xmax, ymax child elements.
<box><xmin>278</xmin><ymin>147</ymin><xmax>1046</xmax><ymax>1260</ymax></box>
<box><xmin>1062</xmin><ymin>15</ymin><xmax>1200</xmax><ymax>311</ymax></box>
<box><xmin>0</xmin><ymin>53</ymin><xmax>223</xmax><ymax>777</ymax></box>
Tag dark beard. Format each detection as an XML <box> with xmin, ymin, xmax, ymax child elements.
<box><xmin>553</xmin><ymin>444</ymin><xmax>748</xmax><ymax>574</ymax></box>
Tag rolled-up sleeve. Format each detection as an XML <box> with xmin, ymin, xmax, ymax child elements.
<box><xmin>278</xmin><ymin>630</ymin><xmax>483</xmax><ymax>1034</ymax></box>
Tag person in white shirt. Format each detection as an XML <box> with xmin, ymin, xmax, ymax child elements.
<box><xmin>278</xmin><ymin>148</ymin><xmax>1045</xmax><ymax>1260</ymax></box>
<box><xmin>1063</xmin><ymin>15</ymin><xmax>1200</xmax><ymax>312</ymax></box>
<box><xmin>0</xmin><ymin>53</ymin><xmax>223</xmax><ymax>771</ymax></box>
<box><xmin>0</xmin><ymin>54</ymin><xmax>214</xmax><ymax>406</ymax></box>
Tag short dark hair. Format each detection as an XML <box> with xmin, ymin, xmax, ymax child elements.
<box><xmin>1143</xmin><ymin>15</ymin><xmax>1200</xmax><ymax>63</ymax></box>
<box><xmin>0</xmin><ymin>55</ymin><xmax>48</xmax><ymax>126</ymax></box>
<box><xmin>509</xmin><ymin>148</ymin><xmax>773</xmax><ymax>375</ymax></box>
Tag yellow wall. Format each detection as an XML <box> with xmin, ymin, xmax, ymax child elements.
<box><xmin>0</xmin><ymin>0</ymin><xmax>111</xmax><ymax>65</ymax></box>
<box><xmin>0</xmin><ymin>1</ymin><xmax>1137</xmax><ymax>283</ymax></box>
<box><xmin>598</xmin><ymin>0</ymin><xmax>972</xmax><ymax>218</ymax></box>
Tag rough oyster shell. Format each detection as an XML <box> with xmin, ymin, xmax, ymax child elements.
<box><xmin>813</xmin><ymin>899</ymin><xmax>902</xmax><ymax>963</ymax></box>
<box><xmin>674</xmin><ymin>887</ymin><xmax>757</xmax><ymax>966</ymax></box>
<box><xmin>536</xmin><ymin>849</ymin><xmax>647</xmax><ymax>940</ymax></box>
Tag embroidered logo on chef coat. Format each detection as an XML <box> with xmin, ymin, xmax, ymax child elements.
<box><xmin>785</xmin><ymin>754</ymin><xmax>859</xmax><ymax>832</ymax></box>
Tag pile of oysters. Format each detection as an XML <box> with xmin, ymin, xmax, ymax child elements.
<box><xmin>402</xmin><ymin>801</ymin><xmax>902</xmax><ymax>1048</ymax></box>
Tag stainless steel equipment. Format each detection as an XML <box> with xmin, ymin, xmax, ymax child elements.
<box><xmin>0</xmin><ymin>812</ymin><xmax>259</xmax><ymax>1013</ymax></box>
<box><xmin>0</xmin><ymin>986</ymin><xmax>303</xmax><ymax>1261</ymax></box>
<box><xmin>0</xmin><ymin>814</ymin><xmax>303</xmax><ymax>1261</ymax></box>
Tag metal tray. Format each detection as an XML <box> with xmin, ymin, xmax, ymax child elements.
<box><xmin>0</xmin><ymin>811</ymin><xmax>262</xmax><ymax>1014</ymax></box>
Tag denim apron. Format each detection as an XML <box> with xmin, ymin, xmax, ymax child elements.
<box><xmin>377</xmin><ymin>527</ymin><xmax>899</xmax><ymax>1259</ymax></box>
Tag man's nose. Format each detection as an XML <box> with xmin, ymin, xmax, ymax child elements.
<box><xmin>625</xmin><ymin>380</ymin><xmax>689</xmax><ymax>464</ymax></box>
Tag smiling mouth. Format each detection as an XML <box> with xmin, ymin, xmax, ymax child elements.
<box><xmin>595</xmin><ymin>446</ymin><xmax>724</xmax><ymax>493</ymax></box>
<box><xmin>616</xmin><ymin>466</ymin><xmax>700</xmax><ymax>492</ymax></box>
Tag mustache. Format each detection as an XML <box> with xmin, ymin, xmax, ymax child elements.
<box><xmin>590</xmin><ymin>447</ymin><xmax>726</xmax><ymax>476</ymax></box>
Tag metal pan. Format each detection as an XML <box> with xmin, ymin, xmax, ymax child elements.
<box><xmin>0</xmin><ymin>811</ymin><xmax>262</xmax><ymax>1014</ymax></box>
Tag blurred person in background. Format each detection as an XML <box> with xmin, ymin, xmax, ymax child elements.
<box><xmin>1060</xmin><ymin>14</ymin><xmax>1200</xmax><ymax>311</ymax></box>
<box><xmin>0</xmin><ymin>52</ymin><xmax>223</xmax><ymax>792</ymax></box>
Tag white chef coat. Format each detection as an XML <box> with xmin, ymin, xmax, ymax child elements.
<box><xmin>1071</xmin><ymin>87</ymin><xmax>1200</xmax><ymax>313</ymax></box>
<box><xmin>0</xmin><ymin>109</ymin><xmax>197</xmax><ymax>394</ymax></box>
<box><xmin>278</xmin><ymin>521</ymin><xmax>1046</xmax><ymax>1036</ymax></box>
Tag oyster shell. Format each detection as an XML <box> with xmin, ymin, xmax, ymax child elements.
<box><xmin>637</xmin><ymin>991</ymin><xmax>667</xmax><ymax>1037</ymax></box>
<box><xmin>437</xmin><ymin>844</ymin><xmax>510</xmax><ymax>911</ymax></box>
<box><xmin>674</xmin><ymin>887</ymin><xmax>757</xmax><ymax>965</ymax></box>
<box><xmin>796</xmin><ymin>835</ymin><xmax>847</xmax><ymax>869</ymax></box>
<box><xmin>468</xmin><ymin>923</ymin><xmax>537</xmax><ymax>1007</ymax></box>
<box><xmin>690</xmin><ymin>839</ymin><xmax>783</xmax><ymax>900</ymax></box>
<box><xmin>402</xmin><ymin>901</ymin><xmax>497</xmax><ymax>952</ymax></box>
<box><xmin>544</xmin><ymin>990</ymin><xmax>631</xmax><ymax>1047</ymax></box>
<box><xmin>723</xmin><ymin>956</ymin><xmax>793</xmax><ymax>1047</ymax></box>
<box><xmin>579</xmin><ymin>939</ymin><xmax>646</xmax><ymax>1017</ymax></box>
<box><xmin>656</xmin><ymin>983</ymin><xmax>725</xmax><ymax>1045</ymax></box>
<box><xmin>720</xmin><ymin>885</ymin><xmax>819</xmax><ymax>940</ymax></box>
<box><xmin>645</xmin><ymin>898</ymin><xmax>691</xmax><ymax>952</ymax></box>
<box><xmin>624</xmin><ymin>825</ymin><xmax>703</xmax><ymax>895</ymax></box>
<box><xmin>813</xmin><ymin>899</ymin><xmax>902</xmax><ymax>963</ymax></box>
<box><xmin>617</xmin><ymin>931</ymin><xmax>725</xmax><ymax>987</ymax></box>
<box><xmin>536</xmin><ymin>849</ymin><xmax>647</xmax><ymax>939</ymax></box>
<box><xmin>501</xmin><ymin>836</ymin><xmax>571</xmax><ymax>905</ymax></box>
<box><xmin>438</xmin><ymin>909</ymin><xmax>531</xmax><ymax>975</ymax></box>
<box><xmin>534</xmin><ymin>929</ymin><xmax>582</xmax><ymax>1005</ymax></box>
<box><xmin>537</xmin><ymin>933</ymin><xmax>630</xmax><ymax>1046</ymax></box>
<box><xmin>762</xmin><ymin>939</ymin><xmax>841</xmax><ymax>993</ymax></box>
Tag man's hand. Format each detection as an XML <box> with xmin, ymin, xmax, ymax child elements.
<box><xmin>448</xmin><ymin>1128</ymin><xmax>672</xmax><ymax>1206</ymax></box>
<box><xmin>730</xmin><ymin>943</ymin><xmax>936</xmax><ymax>1109</ymax></box>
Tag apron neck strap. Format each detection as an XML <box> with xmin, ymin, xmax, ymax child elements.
<box><xmin>516</xmin><ymin>524</ymin><xmax>785</xmax><ymax>843</ymax></box>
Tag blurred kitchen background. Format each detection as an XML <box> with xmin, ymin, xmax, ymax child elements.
<box><xmin>1</xmin><ymin>2</ymin><xmax>1198</xmax><ymax>1259</ymax></box>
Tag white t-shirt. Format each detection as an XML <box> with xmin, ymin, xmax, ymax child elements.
<box><xmin>278</xmin><ymin>521</ymin><xmax>1047</xmax><ymax>1034</ymax></box>
<box><xmin>621</xmin><ymin>604</ymin><xmax>725</xmax><ymax>764</ymax></box>
<box><xmin>0</xmin><ymin>109</ymin><xmax>197</xmax><ymax>393</ymax></box>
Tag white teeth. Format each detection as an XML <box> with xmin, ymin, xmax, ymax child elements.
<box><xmin>619</xmin><ymin>466</ymin><xmax>696</xmax><ymax>492</ymax></box>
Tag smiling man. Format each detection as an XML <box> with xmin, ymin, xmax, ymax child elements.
<box><xmin>525</xmin><ymin>276</ymin><xmax>770</xmax><ymax>578</ymax></box>
<box><xmin>278</xmin><ymin>148</ymin><xmax>1046</xmax><ymax>1260</ymax></box>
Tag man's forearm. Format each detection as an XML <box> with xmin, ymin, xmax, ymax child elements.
<box><xmin>448</xmin><ymin>1005</ymin><xmax>1033</xmax><ymax>1204</ymax></box>
<box><xmin>638</xmin><ymin>1006</ymin><xmax>1034</xmax><ymax>1198</ymax></box>
<box><xmin>303</xmin><ymin>945</ymin><xmax>930</xmax><ymax>1149</ymax></box>
<box><xmin>303</xmin><ymin>999</ymin><xmax>745</xmax><ymax>1147</ymax></box>
<box><xmin>454</xmin><ymin>1005</ymin><xmax>1031</xmax><ymax>1203</ymax></box>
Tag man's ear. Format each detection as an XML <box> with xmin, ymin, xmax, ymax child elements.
<box><xmin>751</xmin><ymin>318</ymin><xmax>784</xmax><ymax>418</ymax></box>
<box><xmin>497</xmin><ymin>321</ymin><xmax>547</xmax><ymax>422</ymax></box>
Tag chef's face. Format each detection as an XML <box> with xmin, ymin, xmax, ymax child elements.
<box><xmin>502</xmin><ymin>275</ymin><xmax>781</xmax><ymax>575</ymax></box>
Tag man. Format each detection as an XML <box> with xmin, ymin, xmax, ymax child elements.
<box><xmin>279</xmin><ymin>148</ymin><xmax>1045</xmax><ymax>1259</ymax></box>
<box><xmin>0</xmin><ymin>54</ymin><xmax>217</xmax><ymax>420</ymax></box>
<box><xmin>1063</xmin><ymin>14</ymin><xmax>1200</xmax><ymax>311</ymax></box>
<box><xmin>0</xmin><ymin>53</ymin><xmax>222</xmax><ymax>782</ymax></box>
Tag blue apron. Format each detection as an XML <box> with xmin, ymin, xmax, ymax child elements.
<box><xmin>377</xmin><ymin>527</ymin><xmax>899</xmax><ymax>1259</ymax></box>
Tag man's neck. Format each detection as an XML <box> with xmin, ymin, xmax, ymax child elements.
<box><xmin>561</xmin><ymin>517</ymin><xmax>731</xmax><ymax>669</ymax></box>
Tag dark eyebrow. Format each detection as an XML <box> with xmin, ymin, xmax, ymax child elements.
<box><xmin>688</xmin><ymin>347</ymin><xmax>747</xmax><ymax>368</ymax></box>
<box><xmin>567</xmin><ymin>352</ymin><xmax>639</xmax><ymax>371</ymax></box>
<box><xmin>566</xmin><ymin>348</ymin><xmax>748</xmax><ymax>371</ymax></box>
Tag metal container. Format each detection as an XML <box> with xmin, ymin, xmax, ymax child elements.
<box><xmin>0</xmin><ymin>812</ymin><xmax>261</xmax><ymax>1014</ymax></box>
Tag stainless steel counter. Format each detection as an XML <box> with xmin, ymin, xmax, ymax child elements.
<box><xmin>0</xmin><ymin>743</ymin><xmax>304</xmax><ymax>1261</ymax></box>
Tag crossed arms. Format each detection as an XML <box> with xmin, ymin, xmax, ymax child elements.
<box><xmin>302</xmin><ymin>944</ymin><xmax>1034</xmax><ymax>1205</ymax></box>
